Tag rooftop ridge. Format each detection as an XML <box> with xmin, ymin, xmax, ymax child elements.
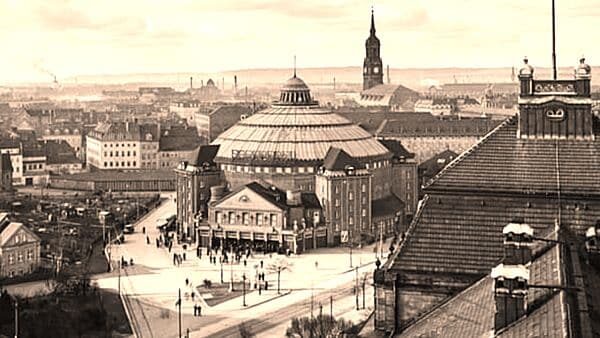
<box><xmin>424</xmin><ymin>114</ymin><xmax>517</xmax><ymax>190</ymax></box>
<box><xmin>383</xmin><ymin>195</ymin><xmax>430</xmax><ymax>271</ymax></box>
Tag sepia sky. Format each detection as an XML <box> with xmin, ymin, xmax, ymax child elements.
<box><xmin>0</xmin><ymin>0</ymin><xmax>599</xmax><ymax>83</ymax></box>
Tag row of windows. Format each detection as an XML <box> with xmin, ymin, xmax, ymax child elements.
<box><xmin>104</xmin><ymin>151</ymin><xmax>136</xmax><ymax>157</ymax></box>
<box><xmin>103</xmin><ymin>161</ymin><xmax>137</xmax><ymax>168</ymax></box>
<box><xmin>221</xmin><ymin>164</ymin><xmax>315</xmax><ymax>174</ymax></box>
<box><xmin>103</xmin><ymin>143</ymin><xmax>136</xmax><ymax>148</ymax></box>
<box><xmin>333</xmin><ymin>208</ymin><xmax>367</xmax><ymax>219</ymax></box>
<box><xmin>26</xmin><ymin>163</ymin><xmax>43</xmax><ymax>170</ymax></box>
<box><xmin>6</xmin><ymin>249</ymin><xmax>34</xmax><ymax>265</ymax></box>
<box><xmin>215</xmin><ymin>211</ymin><xmax>279</xmax><ymax>227</ymax></box>
<box><xmin>141</xmin><ymin>154</ymin><xmax>157</xmax><ymax>160</ymax></box>
<box><xmin>332</xmin><ymin>184</ymin><xmax>368</xmax><ymax>194</ymax></box>
<box><xmin>365</xmin><ymin>160</ymin><xmax>388</xmax><ymax>170</ymax></box>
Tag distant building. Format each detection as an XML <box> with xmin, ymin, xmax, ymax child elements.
<box><xmin>41</xmin><ymin>123</ymin><xmax>84</xmax><ymax>160</ymax></box>
<box><xmin>170</xmin><ymin>100</ymin><xmax>201</xmax><ymax>124</ymax></box>
<box><xmin>42</xmin><ymin>140</ymin><xmax>83</xmax><ymax>175</ymax></box>
<box><xmin>158</xmin><ymin>125</ymin><xmax>202</xmax><ymax>169</ymax></box>
<box><xmin>414</xmin><ymin>98</ymin><xmax>457</xmax><ymax>116</ymax></box>
<box><xmin>194</xmin><ymin>105</ymin><xmax>253</xmax><ymax>143</ymax></box>
<box><xmin>0</xmin><ymin>137</ymin><xmax>22</xmax><ymax>185</ymax></box>
<box><xmin>22</xmin><ymin>141</ymin><xmax>47</xmax><ymax>186</ymax></box>
<box><xmin>359</xmin><ymin>10</ymin><xmax>419</xmax><ymax>110</ymax></box>
<box><xmin>375</xmin><ymin>113</ymin><xmax>500</xmax><ymax>162</ymax></box>
<box><xmin>0</xmin><ymin>153</ymin><xmax>13</xmax><ymax>192</ymax></box>
<box><xmin>188</xmin><ymin>79</ymin><xmax>221</xmax><ymax>102</ymax></box>
<box><xmin>0</xmin><ymin>222</ymin><xmax>42</xmax><ymax>278</ymax></box>
<box><xmin>86</xmin><ymin>121</ymin><xmax>160</xmax><ymax>171</ymax></box>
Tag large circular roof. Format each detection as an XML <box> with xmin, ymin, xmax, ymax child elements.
<box><xmin>212</xmin><ymin>76</ymin><xmax>390</xmax><ymax>164</ymax></box>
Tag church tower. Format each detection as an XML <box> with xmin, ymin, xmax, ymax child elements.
<box><xmin>363</xmin><ymin>9</ymin><xmax>384</xmax><ymax>90</ymax></box>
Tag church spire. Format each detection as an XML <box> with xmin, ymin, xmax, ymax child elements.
<box><xmin>370</xmin><ymin>7</ymin><xmax>376</xmax><ymax>36</ymax></box>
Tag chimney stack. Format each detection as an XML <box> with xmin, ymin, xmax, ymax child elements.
<box><xmin>492</xmin><ymin>264</ymin><xmax>529</xmax><ymax>332</ymax></box>
<box><xmin>502</xmin><ymin>220</ymin><xmax>533</xmax><ymax>265</ymax></box>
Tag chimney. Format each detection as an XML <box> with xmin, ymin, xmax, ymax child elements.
<box><xmin>190</xmin><ymin>77</ymin><xmax>193</xmax><ymax>90</ymax></box>
<box><xmin>492</xmin><ymin>264</ymin><xmax>529</xmax><ymax>332</ymax></box>
<box><xmin>234</xmin><ymin>75</ymin><xmax>238</xmax><ymax>95</ymax></box>
<box><xmin>518</xmin><ymin>57</ymin><xmax>534</xmax><ymax>96</ymax></box>
<box><xmin>574</xmin><ymin>56</ymin><xmax>591</xmax><ymax>97</ymax></box>
<box><xmin>502</xmin><ymin>220</ymin><xmax>533</xmax><ymax>265</ymax></box>
<box><xmin>585</xmin><ymin>223</ymin><xmax>600</xmax><ymax>266</ymax></box>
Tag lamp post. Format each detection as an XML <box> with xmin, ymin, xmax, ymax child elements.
<box><xmin>220</xmin><ymin>259</ymin><xmax>224</xmax><ymax>284</ymax></box>
<box><xmin>14</xmin><ymin>297</ymin><xmax>18</xmax><ymax>338</ymax></box>
<box><xmin>242</xmin><ymin>274</ymin><xmax>247</xmax><ymax>307</ymax></box>
<box><xmin>177</xmin><ymin>288</ymin><xmax>182</xmax><ymax>338</ymax></box>
<box><xmin>355</xmin><ymin>266</ymin><xmax>359</xmax><ymax>310</ymax></box>
<box><xmin>229</xmin><ymin>247</ymin><xmax>234</xmax><ymax>292</ymax></box>
<box><xmin>349</xmin><ymin>229</ymin><xmax>353</xmax><ymax>268</ymax></box>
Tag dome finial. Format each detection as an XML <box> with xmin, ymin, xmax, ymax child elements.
<box><xmin>293</xmin><ymin>55</ymin><xmax>297</xmax><ymax>78</ymax></box>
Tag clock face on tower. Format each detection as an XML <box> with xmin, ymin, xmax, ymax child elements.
<box><xmin>374</xmin><ymin>67</ymin><xmax>379</xmax><ymax>74</ymax></box>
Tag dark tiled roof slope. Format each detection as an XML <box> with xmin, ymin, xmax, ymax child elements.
<box><xmin>377</xmin><ymin>115</ymin><xmax>499</xmax><ymax>137</ymax></box>
<box><xmin>427</xmin><ymin>115</ymin><xmax>600</xmax><ymax>196</ymax></box>
<box><xmin>192</xmin><ymin>145</ymin><xmax>219</xmax><ymax>167</ymax></box>
<box><xmin>323</xmin><ymin>147</ymin><xmax>365</xmax><ymax>171</ymax></box>
<box><xmin>372</xmin><ymin>195</ymin><xmax>405</xmax><ymax>219</ymax></box>
<box><xmin>392</xmin><ymin>194</ymin><xmax>599</xmax><ymax>275</ymax></box>
<box><xmin>398</xmin><ymin>245</ymin><xmax>566</xmax><ymax>338</ymax></box>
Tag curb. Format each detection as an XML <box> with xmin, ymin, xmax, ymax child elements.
<box><xmin>244</xmin><ymin>289</ymin><xmax>292</xmax><ymax>310</ymax></box>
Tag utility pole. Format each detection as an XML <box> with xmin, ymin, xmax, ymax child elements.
<box><xmin>349</xmin><ymin>229</ymin><xmax>353</xmax><ymax>268</ymax></box>
<box><xmin>229</xmin><ymin>247</ymin><xmax>234</xmax><ymax>292</ymax></box>
<box><xmin>330</xmin><ymin>295</ymin><xmax>333</xmax><ymax>319</ymax></box>
<box><xmin>551</xmin><ymin>0</ymin><xmax>557</xmax><ymax>80</ymax></box>
<box><xmin>355</xmin><ymin>266</ymin><xmax>359</xmax><ymax>310</ymax></box>
<box><xmin>220</xmin><ymin>259</ymin><xmax>224</xmax><ymax>284</ymax></box>
<box><xmin>118</xmin><ymin>260</ymin><xmax>121</xmax><ymax>295</ymax></box>
<box><xmin>14</xmin><ymin>299</ymin><xmax>18</xmax><ymax>338</ymax></box>
<box><xmin>362</xmin><ymin>274</ymin><xmax>366</xmax><ymax>310</ymax></box>
<box><xmin>178</xmin><ymin>288</ymin><xmax>182</xmax><ymax>338</ymax></box>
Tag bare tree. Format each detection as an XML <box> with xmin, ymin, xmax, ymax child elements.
<box><xmin>266</xmin><ymin>257</ymin><xmax>292</xmax><ymax>294</ymax></box>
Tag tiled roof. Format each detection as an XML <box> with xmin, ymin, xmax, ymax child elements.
<box><xmin>391</xmin><ymin>194</ymin><xmax>597</xmax><ymax>275</ymax></box>
<box><xmin>372</xmin><ymin>194</ymin><xmax>405</xmax><ymax>219</ymax></box>
<box><xmin>300</xmin><ymin>193</ymin><xmax>321</xmax><ymax>209</ymax></box>
<box><xmin>378</xmin><ymin>139</ymin><xmax>415</xmax><ymax>160</ymax></box>
<box><xmin>426</xmin><ymin>115</ymin><xmax>600</xmax><ymax>196</ymax></box>
<box><xmin>361</xmin><ymin>84</ymin><xmax>417</xmax><ymax>97</ymax></box>
<box><xmin>61</xmin><ymin>170</ymin><xmax>175</xmax><ymax>182</ymax></box>
<box><xmin>418</xmin><ymin>149</ymin><xmax>458</xmax><ymax>180</ymax></box>
<box><xmin>377</xmin><ymin>115</ymin><xmax>499</xmax><ymax>137</ymax></box>
<box><xmin>398</xmin><ymin>245</ymin><xmax>567</xmax><ymax>338</ymax></box>
<box><xmin>159</xmin><ymin>125</ymin><xmax>201</xmax><ymax>151</ymax></box>
<box><xmin>209</xmin><ymin>105</ymin><xmax>252</xmax><ymax>117</ymax></box>
<box><xmin>192</xmin><ymin>145</ymin><xmax>220</xmax><ymax>167</ymax></box>
<box><xmin>322</xmin><ymin>147</ymin><xmax>365</xmax><ymax>171</ymax></box>
<box><xmin>0</xmin><ymin>222</ymin><xmax>40</xmax><ymax>246</ymax></box>
<box><xmin>43</xmin><ymin>140</ymin><xmax>80</xmax><ymax>165</ymax></box>
<box><xmin>245</xmin><ymin>182</ymin><xmax>288</xmax><ymax>210</ymax></box>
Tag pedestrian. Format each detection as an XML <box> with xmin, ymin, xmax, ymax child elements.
<box><xmin>191</xmin><ymin>291</ymin><xmax>195</xmax><ymax>301</ymax></box>
<box><xmin>146</xmin><ymin>235</ymin><xmax>150</xmax><ymax>244</ymax></box>
<box><xmin>142</xmin><ymin>226</ymin><xmax>146</xmax><ymax>234</ymax></box>
<box><xmin>185</xmin><ymin>278</ymin><xmax>189</xmax><ymax>286</ymax></box>
<box><xmin>243</xmin><ymin>259</ymin><xmax>247</xmax><ymax>267</ymax></box>
<box><xmin>183</xmin><ymin>251</ymin><xmax>186</xmax><ymax>261</ymax></box>
<box><xmin>315</xmin><ymin>261</ymin><xmax>318</xmax><ymax>269</ymax></box>
<box><xmin>193</xmin><ymin>304</ymin><xmax>197</xmax><ymax>316</ymax></box>
<box><xmin>173</xmin><ymin>253</ymin><xmax>177</xmax><ymax>266</ymax></box>
<box><xmin>197</xmin><ymin>305</ymin><xmax>202</xmax><ymax>316</ymax></box>
<box><xmin>168</xmin><ymin>244</ymin><xmax>172</xmax><ymax>253</ymax></box>
<box><xmin>156</xmin><ymin>238</ymin><xmax>160</xmax><ymax>248</ymax></box>
<box><xmin>196</xmin><ymin>246</ymin><xmax>200</xmax><ymax>258</ymax></box>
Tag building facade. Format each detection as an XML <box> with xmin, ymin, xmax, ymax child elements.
<box><xmin>175</xmin><ymin>145</ymin><xmax>223</xmax><ymax>241</ymax></box>
<box><xmin>0</xmin><ymin>222</ymin><xmax>42</xmax><ymax>278</ymax></box>
<box><xmin>0</xmin><ymin>153</ymin><xmax>12</xmax><ymax>192</ymax></box>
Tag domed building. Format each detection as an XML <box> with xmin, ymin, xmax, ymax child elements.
<box><xmin>212</xmin><ymin>74</ymin><xmax>394</xmax><ymax>197</ymax></box>
<box><xmin>176</xmin><ymin>74</ymin><xmax>419</xmax><ymax>252</ymax></box>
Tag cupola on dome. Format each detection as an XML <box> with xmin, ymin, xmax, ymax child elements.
<box><xmin>276</xmin><ymin>75</ymin><xmax>316</xmax><ymax>106</ymax></box>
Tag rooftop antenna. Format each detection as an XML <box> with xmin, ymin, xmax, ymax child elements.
<box><xmin>293</xmin><ymin>55</ymin><xmax>297</xmax><ymax>78</ymax></box>
<box><xmin>552</xmin><ymin>0</ymin><xmax>557</xmax><ymax>80</ymax></box>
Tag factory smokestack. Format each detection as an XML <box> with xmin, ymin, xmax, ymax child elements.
<box><xmin>234</xmin><ymin>75</ymin><xmax>238</xmax><ymax>95</ymax></box>
<box><xmin>190</xmin><ymin>76</ymin><xmax>193</xmax><ymax>89</ymax></box>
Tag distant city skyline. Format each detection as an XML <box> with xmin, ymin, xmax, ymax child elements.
<box><xmin>1</xmin><ymin>0</ymin><xmax>598</xmax><ymax>84</ymax></box>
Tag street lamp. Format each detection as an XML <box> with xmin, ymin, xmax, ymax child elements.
<box><xmin>220</xmin><ymin>259</ymin><xmax>224</xmax><ymax>284</ymax></box>
<box><xmin>242</xmin><ymin>273</ymin><xmax>247</xmax><ymax>307</ymax></box>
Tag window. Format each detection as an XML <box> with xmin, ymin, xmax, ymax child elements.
<box><xmin>133</xmin><ymin>161</ymin><xmax>136</xmax><ymax>166</ymax></box>
<box><xmin>307</xmin><ymin>167</ymin><xmax>314</xmax><ymax>173</ymax></box>
<box><xmin>349</xmin><ymin>192</ymin><xmax>354</xmax><ymax>200</ymax></box>
<box><xmin>18</xmin><ymin>252</ymin><xmax>23</xmax><ymax>262</ymax></box>
<box><xmin>127</xmin><ymin>161</ymin><xmax>131</xmax><ymax>167</ymax></box>
<box><xmin>335</xmin><ymin>210</ymin><xmax>340</xmax><ymax>219</ymax></box>
<box><xmin>121</xmin><ymin>161</ymin><xmax>125</xmax><ymax>167</ymax></box>
<box><xmin>362</xmin><ymin>184</ymin><xmax>366</xmax><ymax>193</ymax></box>
<box><xmin>349</xmin><ymin>217</ymin><xmax>354</xmax><ymax>225</ymax></box>
<box><xmin>133</xmin><ymin>151</ymin><xmax>136</xmax><ymax>156</ymax></box>
<box><xmin>15</xmin><ymin>235</ymin><xmax>19</xmax><ymax>244</ymax></box>
<box><xmin>276</xmin><ymin>167</ymin><xmax>283</xmax><ymax>173</ymax></box>
<box><xmin>242</xmin><ymin>213</ymin><xmax>250</xmax><ymax>225</ymax></box>
<box><xmin>362</xmin><ymin>209</ymin><xmax>367</xmax><ymax>217</ymax></box>
<box><xmin>104</xmin><ymin>152</ymin><xmax>107</xmax><ymax>157</ymax></box>
<box><xmin>27</xmin><ymin>250</ymin><xmax>33</xmax><ymax>261</ymax></box>
<box><xmin>121</xmin><ymin>151</ymin><xmax>125</xmax><ymax>157</ymax></box>
<box><xmin>298</xmin><ymin>167</ymin><xmax>305</xmax><ymax>173</ymax></box>
<box><xmin>8</xmin><ymin>254</ymin><xmax>14</xmax><ymax>265</ymax></box>
<box><xmin>362</xmin><ymin>197</ymin><xmax>366</xmax><ymax>205</ymax></box>
<box><xmin>335</xmin><ymin>185</ymin><xmax>339</xmax><ymax>194</ymax></box>
<box><xmin>256</xmin><ymin>213</ymin><xmax>263</xmax><ymax>225</ymax></box>
<box><xmin>229</xmin><ymin>212</ymin><xmax>235</xmax><ymax>224</ymax></box>
<box><xmin>216</xmin><ymin>211</ymin><xmax>222</xmax><ymax>224</ymax></box>
<box><xmin>285</xmin><ymin>167</ymin><xmax>292</xmax><ymax>173</ymax></box>
<box><xmin>127</xmin><ymin>151</ymin><xmax>131</xmax><ymax>156</ymax></box>
<box><xmin>335</xmin><ymin>199</ymin><xmax>340</xmax><ymax>207</ymax></box>
<box><xmin>104</xmin><ymin>162</ymin><xmax>108</xmax><ymax>167</ymax></box>
<box><xmin>270</xmin><ymin>214</ymin><xmax>277</xmax><ymax>226</ymax></box>
<box><xmin>264</xmin><ymin>167</ymin><xmax>270</xmax><ymax>173</ymax></box>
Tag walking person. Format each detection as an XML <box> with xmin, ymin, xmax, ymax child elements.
<box><xmin>146</xmin><ymin>235</ymin><xmax>150</xmax><ymax>245</ymax></box>
<box><xmin>142</xmin><ymin>226</ymin><xmax>146</xmax><ymax>234</ymax></box>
